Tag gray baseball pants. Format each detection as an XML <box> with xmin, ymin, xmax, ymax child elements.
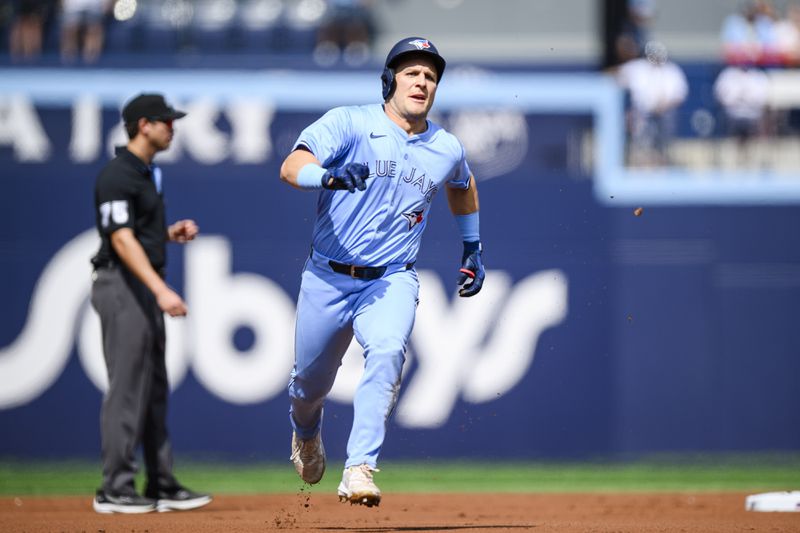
<box><xmin>90</xmin><ymin>265</ymin><xmax>179</xmax><ymax>496</ymax></box>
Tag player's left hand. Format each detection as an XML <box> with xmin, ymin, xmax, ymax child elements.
<box><xmin>457</xmin><ymin>240</ymin><xmax>485</xmax><ymax>297</ymax></box>
<box><xmin>168</xmin><ymin>219</ymin><xmax>199</xmax><ymax>243</ymax></box>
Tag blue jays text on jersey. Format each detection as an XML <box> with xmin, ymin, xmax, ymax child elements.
<box><xmin>294</xmin><ymin>103</ymin><xmax>471</xmax><ymax>266</ymax></box>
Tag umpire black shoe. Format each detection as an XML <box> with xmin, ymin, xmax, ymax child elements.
<box><xmin>145</xmin><ymin>485</ymin><xmax>212</xmax><ymax>512</ymax></box>
<box><xmin>92</xmin><ymin>489</ymin><xmax>156</xmax><ymax>514</ymax></box>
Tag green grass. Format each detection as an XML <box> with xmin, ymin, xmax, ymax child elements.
<box><xmin>1</xmin><ymin>455</ymin><xmax>799</xmax><ymax>496</ymax></box>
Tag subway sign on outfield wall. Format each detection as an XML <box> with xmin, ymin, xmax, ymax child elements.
<box><xmin>0</xmin><ymin>229</ymin><xmax>569</xmax><ymax>429</ymax></box>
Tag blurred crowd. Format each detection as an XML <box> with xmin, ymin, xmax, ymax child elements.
<box><xmin>1</xmin><ymin>0</ymin><xmax>377</xmax><ymax>65</ymax></box>
<box><xmin>715</xmin><ymin>0</ymin><xmax>800</xmax><ymax>167</ymax></box>
<box><xmin>721</xmin><ymin>0</ymin><xmax>800</xmax><ymax>68</ymax></box>
<box><xmin>5</xmin><ymin>0</ymin><xmax>800</xmax><ymax>171</ymax></box>
<box><xmin>610</xmin><ymin>0</ymin><xmax>800</xmax><ymax>168</ymax></box>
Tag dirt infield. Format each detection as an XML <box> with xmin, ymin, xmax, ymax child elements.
<box><xmin>2</xmin><ymin>492</ymin><xmax>799</xmax><ymax>532</ymax></box>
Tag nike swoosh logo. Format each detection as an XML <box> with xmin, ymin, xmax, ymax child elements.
<box><xmin>370</xmin><ymin>132</ymin><xmax>387</xmax><ymax>139</ymax></box>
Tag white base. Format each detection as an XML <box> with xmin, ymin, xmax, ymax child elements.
<box><xmin>745</xmin><ymin>491</ymin><xmax>800</xmax><ymax>512</ymax></box>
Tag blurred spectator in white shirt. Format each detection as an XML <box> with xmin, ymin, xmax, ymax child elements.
<box><xmin>714</xmin><ymin>61</ymin><xmax>770</xmax><ymax>146</ymax></box>
<box><xmin>616</xmin><ymin>41</ymin><xmax>689</xmax><ymax>166</ymax></box>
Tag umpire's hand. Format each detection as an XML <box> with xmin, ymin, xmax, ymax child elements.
<box><xmin>457</xmin><ymin>241</ymin><xmax>485</xmax><ymax>297</ymax></box>
<box><xmin>167</xmin><ymin>219</ymin><xmax>200</xmax><ymax>243</ymax></box>
<box><xmin>322</xmin><ymin>163</ymin><xmax>370</xmax><ymax>193</ymax></box>
<box><xmin>157</xmin><ymin>287</ymin><xmax>188</xmax><ymax>317</ymax></box>
<box><xmin>168</xmin><ymin>219</ymin><xmax>199</xmax><ymax>243</ymax></box>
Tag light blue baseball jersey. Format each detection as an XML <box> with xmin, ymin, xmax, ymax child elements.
<box><xmin>294</xmin><ymin>103</ymin><xmax>471</xmax><ymax>266</ymax></box>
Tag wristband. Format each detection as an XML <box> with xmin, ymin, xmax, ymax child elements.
<box><xmin>463</xmin><ymin>240</ymin><xmax>481</xmax><ymax>253</ymax></box>
<box><xmin>296</xmin><ymin>163</ymin><xmax>326</xmax><ymax>189</ymax></box>
<box><xmin>455</xmin><ymin>212</ymin><xmax>480</xmax><ymax>242</ymax></box>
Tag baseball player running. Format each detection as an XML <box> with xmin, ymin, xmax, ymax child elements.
<box><xmin>280</xmin><ymin>37</ymin><xmax>485</xmax><ymax>507</ymax></box>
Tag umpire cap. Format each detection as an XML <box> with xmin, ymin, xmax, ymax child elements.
<box><xmin>381</xmin><ymin>37</ymin><xmax>446</xmax><ymax>100</ymax></box>
<box><xmin>122</xmin><ymin>93</ymin><xmax>187</xmax><ymax>123</ymax></box>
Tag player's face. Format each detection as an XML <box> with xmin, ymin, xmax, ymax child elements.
<box><xmin>388</xmin><ymin>56</ymin><xmax>438</xmax><ymax>121</ymax></box>
<box><xmin>142</xmin><ymin>118</ymin><xmax>175</xmax><ymax>151</ymax></box>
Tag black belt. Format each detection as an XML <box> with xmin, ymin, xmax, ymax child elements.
<box><xmin>91</xmin><ymin>259</ymin><xmax>117</xmax><ymax>271</ymax></box>
<box><xmin>328</xmin><ymin>260</ymin><xmax>415</xmax><ymax>280</ymax></box>
<box><xmin>92</xmin><ymin>259</ymin><xmax>166</xmax><ymax>278</ymax></box>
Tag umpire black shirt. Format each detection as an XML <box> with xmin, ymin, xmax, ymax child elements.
<box><xmin>92</xmin><ymin>147</ymin><xmax>167</xmax><ymax>271</ymax></box>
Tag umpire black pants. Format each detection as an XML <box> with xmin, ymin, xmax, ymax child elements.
<box><xmin>91</xmin><ymin>265</ymin><xmax>179</xmax><ymax>496</ymax></box>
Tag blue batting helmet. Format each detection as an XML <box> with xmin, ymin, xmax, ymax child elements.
<box><xmin>381</xmin><ymin>37</ymin><xmax>446</xmax><ymax>101</ymax></box>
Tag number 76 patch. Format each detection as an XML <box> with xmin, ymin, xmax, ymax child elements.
<box><xmin>98</xmin><ymin>200</ymin><xmax>129</xmax><ymax>227</ymax></box>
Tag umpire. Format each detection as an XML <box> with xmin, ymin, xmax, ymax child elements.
<box><xmin>90</xmin><ymin>93</ymin><xmax>211</xmax><ymax>514</ymax></box>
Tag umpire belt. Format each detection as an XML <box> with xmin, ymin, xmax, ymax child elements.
<box><xmin>328</xmin><ymin>259</ymin><xmax>415</xmax><ymax>280</ymax></box>
<box><xmin>92</xmin><ymin>258</ymin><xmax>166</xmax><ymax>279</ymax></box>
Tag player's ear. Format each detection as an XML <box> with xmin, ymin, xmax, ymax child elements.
<box><xmin>381</xmin><ymin>68</ymin><xmax>395</xmax><ymax>100</ymax></box>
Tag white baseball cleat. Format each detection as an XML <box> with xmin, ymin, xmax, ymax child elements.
<box><xmin>290</xmin><ymin>431</ymin><xmax>326</xmax><ymax>484</ymax></box>
<box><xmin>337</xmin><ymin>464</ymin><xmax>381</xmax><ymax>507</ymax></box>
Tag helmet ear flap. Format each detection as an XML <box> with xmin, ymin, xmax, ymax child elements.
<box><xmin>381</xmin><ymin>67</ymin><xmax>395</xmax><ymax>100</ymax></box>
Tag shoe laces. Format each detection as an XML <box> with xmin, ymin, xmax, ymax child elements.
<box><xmin>291</xmin><ymin>434</ymin><xmax>321</xmax><ymax>463</ymax></box>
<box><xmin>349</xmin><ymin>464</ymin><xmax>379</xmax><ymax>484</ymax></box>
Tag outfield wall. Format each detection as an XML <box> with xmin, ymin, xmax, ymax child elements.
<box><xmin>1</xmin><ymin>70</ymin><xmax>799</xmax><ymax>460</ymax></box>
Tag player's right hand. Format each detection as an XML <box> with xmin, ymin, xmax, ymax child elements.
<box><xmin>322</xmin><ymin>162</ymin><xmax>370</xmax><ymax>193</ymax></box>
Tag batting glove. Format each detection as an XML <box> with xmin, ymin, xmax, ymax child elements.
<box><xmin>322</xmin><ymin>162</ymin><xmax>370</xmax><ymax>193</ymax></box>
<box><xmin>457</xmin><ymin>240</ymin><xmax>485</xmax><ymax>297</ymax></box>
